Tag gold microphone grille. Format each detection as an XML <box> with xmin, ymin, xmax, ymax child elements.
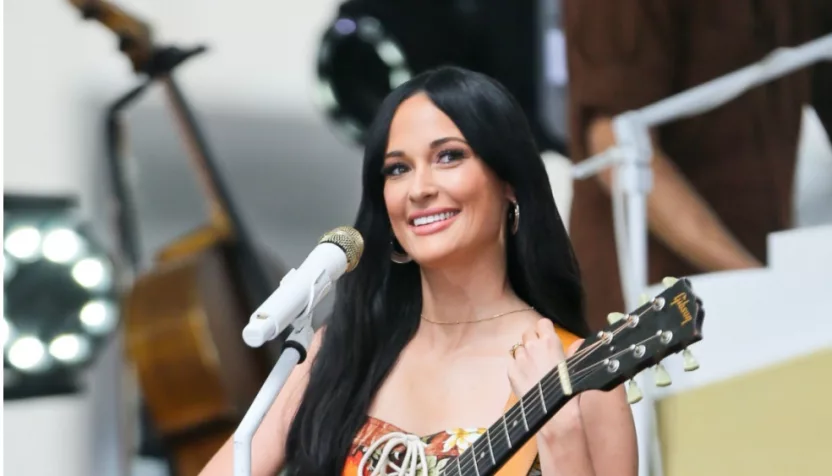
<box><xmin>318</xmin><ymin>226</ymin><xmax>364</xmax><ymax>272</ymax></box>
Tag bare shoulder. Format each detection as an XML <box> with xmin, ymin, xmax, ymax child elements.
<box><xmin>198</xmin><ymin>326</ymin><xmax>326</xmax><ymax>476</ymax></box>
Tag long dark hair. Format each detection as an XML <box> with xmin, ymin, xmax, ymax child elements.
<box><xmin>284</xmin><ymin>66</ymin><xmax>587</xmax><ymax>474</ymax></box>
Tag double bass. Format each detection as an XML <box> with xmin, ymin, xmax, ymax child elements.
<box><xmin>70</xmin><ymin>2</ymin><xmax>286</xmax><ymax>474</ymax></box>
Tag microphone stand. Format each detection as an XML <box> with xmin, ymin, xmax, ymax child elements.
<box><xmin>233</xmin><ymin>286</ymin><xmax>319</xmax><ymax>476</ymax></box>
<box><xmin>571</xmin><ymin>33</ymin><xmax>832</xmax><ymax>476</ymax></box>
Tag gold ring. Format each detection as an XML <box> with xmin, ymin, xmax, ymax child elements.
<box><xmin>510</xmin><ymin>343</ymin><xmax>524</xmax><ymax>359</ymax></box>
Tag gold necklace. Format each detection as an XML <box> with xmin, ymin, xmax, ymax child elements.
<box><xmin>420</xmin><ymin>307</ymin><xmax>534</xmax><ymax>325</ymax></box>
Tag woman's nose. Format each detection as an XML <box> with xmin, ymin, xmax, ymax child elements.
<box><xmin>408</xmin><ymin>166</ymin><xmax>438</xmax><ymax>202</ymax></box>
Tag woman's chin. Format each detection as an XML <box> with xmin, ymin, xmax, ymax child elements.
<box><xmin>408</xmin><ymin>247</ymin><xmax>467</xmax><ymax>270</ymax></box>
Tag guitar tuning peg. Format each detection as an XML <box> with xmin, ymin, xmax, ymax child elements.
<box><xmin>654</xmin><ymin>363</ymin><xmax>672</xmax><ymax>387</ymax></box>
<box><xmin>607</xmin><ymin>312</ymin><xmax>626</xmax><ymax>324</ymax></box>
<box><xmin>639</xmin><ymin>293</ymin><xmax>649</xmax><ymax>306</ymax></box>
<box><xmin>662</xmin><ymin>276</ymin><xmax>679</xmax><ymax>288</ymax></box>
<box><xmin>626</xmin><ymin>379</ymin><xmax>643</xmax><ymax>404</ymax></box>
<box><xmin>682</xmin><ymin>348</ymin><xmax>700</xmax><ymax>372</ymax></box>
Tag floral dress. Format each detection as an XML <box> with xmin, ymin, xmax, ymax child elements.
<box><xmin>342</xmin><ymin>416</ymin><xmax>542</xmax><ymax>476</ymax></box>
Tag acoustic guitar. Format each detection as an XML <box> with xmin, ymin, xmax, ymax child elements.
<box><xmin>70</xmin><ymin>2</ymin><xmax>286</xmax><ymax>474</ymax></box>
<box><xmin>437</xmin><ymin>277</ymin><xmax>705</xmax><ymax>476</ymax></box>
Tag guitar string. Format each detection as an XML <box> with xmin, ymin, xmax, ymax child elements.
<box><xmin>498</xmin><ymin>302</ymin><xmax>653</xmax><ymax>428</ymax></box>
<box><xmin>445</xmin><ymin>308</ymin><xmax>656</xmax><ymax>476</ymax></box>
<box><xmin>446</xmin><ymin>331</ymin><xmax>664</xmax><ymax>476</ymax></box>
<box><xmin>446</xmin><ymin>341</ymin><xmax>623</xmax><ymax>476</ymax></box>
<box><xmin>363</xmin><ymin>335</ymin><xmax>614</xmax><ymax>476</ymax></box>
<box><xmin>441</xmin><ymin>367</ymin><xmax>604</xmax><ymax>476</ymax></box>
<box><xmin>443</xmin><ymin>321</ymin><xmax>630</xmax><ymax>476</ymax></box>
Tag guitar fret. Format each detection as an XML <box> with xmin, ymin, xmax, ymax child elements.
<box><xmin>501</xmin><ymin>414</ymin><xmax>512</xmax><ymax>448</ymax></box>
<box><xmin>434</xmin><ymin>279</ymin><xmax>705</xmax><ymax>476</ymax></box>
<box><xmin>537</xmin><ymin>381</ymin><xmax>547</xmax><ymax>413</ymax></box>
<box><xmin>518</xmin><ymin>395</ymin><xmax>529</xmax><ymax>431</ymax></box>
<box><xmin>485</xmin><ymin>429</ymin><xmax>496</xmax><ymax>464</ymax></box>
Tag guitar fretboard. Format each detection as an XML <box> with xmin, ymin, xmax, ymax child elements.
<box><xmin>440</xmin><ymin>367</ymin><xmax>571</xmax><ymax>476</ymax></box>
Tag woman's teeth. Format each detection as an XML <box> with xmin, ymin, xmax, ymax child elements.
<box><xmin>413</xmin><ymin>211</ymin><xmax>458</xmax><ymax>226</ymax></box>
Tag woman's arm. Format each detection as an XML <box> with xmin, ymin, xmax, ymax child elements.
<box><xmin>536</xmin><ymin>397</ymin><xmax>596</xmax><ymax>476</ymax></box>
<box><xmin>537</xmin><ymin>385</ymin><xmax>637</xmax><ymax>476</ymax></box>
<box><xmin>581</xmin><ymin>386</ymin><xmax>639</xmax><ymax>475</ymax></box>
<box><xmin>588</xmin><ymin>118</ymin><xmax>763</xmax><ymax>272</ymax></box>
<box><xmin>198</xmin><ymin>328</ymin><xmax>325</xmax><ymax>476</ymax></box>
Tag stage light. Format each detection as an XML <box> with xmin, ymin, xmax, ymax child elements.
<box><xmin>5</xmin><ymin>226</ymin><xmax>42</xmax><ymax>261</ymax></box>
<box><xmin>8</xmin><ymin>336</ymin><xmax>47</xmax><ymax>372</ymax></box>
<box><xmin>3</xmin><ymin>194</ymin><xmax>121</xmax><ymax>400</ymax></box>
<box><xmin>79</xmin><ymin>299</ymin><xmax>119</xmax><ymax>335</ymax></box>
<box><xmin>315</xmin><ymin>0</ymin><xmax>568</xmax><ymax>154</ymax></box>
<box><xmin>42</xmin><ymin>228</ymin><xmax>83</xmax><ymax>264</ymax></box>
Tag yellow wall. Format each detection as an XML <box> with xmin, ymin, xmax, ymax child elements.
<box><xmin>657</xmin><ymin>349</ymin><xmax>832</xmax><ymax>476</ymax></box>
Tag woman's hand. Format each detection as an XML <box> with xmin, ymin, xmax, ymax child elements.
<box><xmin>507</xmin><ymin>319</ymin><xmax>586</xmax><ymax>440</ymax></box>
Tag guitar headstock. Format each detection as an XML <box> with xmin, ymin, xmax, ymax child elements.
<box><xmin>567</xmin><ymin>277</ymin><xmax>705</xmax><ymax>402</ymax></box>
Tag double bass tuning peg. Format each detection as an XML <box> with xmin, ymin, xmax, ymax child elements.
<box><xmin>662</xmin><ymin>276</ymin><xmax>679</xmax><ymax>288</ymax></box>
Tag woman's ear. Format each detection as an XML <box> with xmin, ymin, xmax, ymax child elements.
<box><xmin>504</xmin><ymin>183</ymin><xmax>517</xmax><ymax>203</ymax></box>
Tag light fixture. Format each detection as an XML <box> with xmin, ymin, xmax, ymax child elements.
<box><xmin>315</xmin><ymin>0</ymin><xmax>568</xmax><ymax>155</ymax></box>
<box><xmin>3</xmin><ymin>194</ymin><xmax>121</xmax><ymax>400</ymax></box>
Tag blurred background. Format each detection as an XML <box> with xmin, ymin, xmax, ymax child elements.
<box><xmin>3</xmin><ymin>1</ymin><xmax>831</xmax><ymax>476</ymax></box>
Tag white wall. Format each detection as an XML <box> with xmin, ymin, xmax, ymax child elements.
<box><xmin>4</xmin><ymin>0</ymin><xmax>343</xmax><ymax>206</ymax></box>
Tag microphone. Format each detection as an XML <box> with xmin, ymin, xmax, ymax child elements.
<box><xmin>242</xmin><ymin>226</ymin><xmax>364</xmax><ymax>347</ymax></box>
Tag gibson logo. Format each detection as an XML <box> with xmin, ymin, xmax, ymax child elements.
<box><xmin>671</xmin><ymin>292</ymin><xmax>693</xmax><ymax>326</ymax></box>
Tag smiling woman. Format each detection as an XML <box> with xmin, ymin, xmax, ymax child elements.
<box><xmin>198</xmin><ymin>66</ymin><xmax>637</xmax><ymax>476</ymax></box>
<box><xmin>382</xmin><ymin>98</ymin><xmax>512</xmax><ymax>270</ymax></box>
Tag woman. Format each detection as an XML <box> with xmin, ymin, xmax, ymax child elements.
<box><xmin>200</xmin><ymin>66</ymin><xmax>637</xmax><ymax>476</ymax></box>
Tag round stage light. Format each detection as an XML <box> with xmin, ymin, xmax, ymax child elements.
<box><xmin>316</xmin><ymin>14</ymin><xmax>412</xmax><ymax>145</ymax></box>
<box><xmin>314</xmin><ymin>0</ymin><xmax>569</xmax><ymax>155</ymax></box>
<box><xmin>8</xmin><ymin>336</ymin><xmax>47</xmax><ymax>372</ymax></box>
<box><xmin>5</xmin><ymin>226</ymin><xmax>42</xmax><ymax>261</ymax></box>
<box><xmin>49</xmin><ymin>333</ymin><xmax>92</xmax><ymax>364</ymax></box>
<box><xmin>79</xmin><ymin>299</ymin><xmax>118</xmax><ymax>335</ymax></box>
<box><xmin>4</xmin><ymin>194</ymin><xmax>121</xmax><ymax>399</ymax></box>
<box><xmin>71</xmin><ymin>257</ymin><xmax>110</xmax><ymax>290</ymax></box>
<box><xmin>42</xmin><ymin>228</ymin><xmax>83</xmax><ymax>264</ymax></box>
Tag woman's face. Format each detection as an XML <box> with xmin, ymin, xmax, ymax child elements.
<box><xmin>383</xmin><ymin>93</ymin><xmax>513</xmax><ymax>268</ymax></box>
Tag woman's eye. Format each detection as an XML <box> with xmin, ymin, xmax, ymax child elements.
<box><xmin>437</xmin><ymin>148</ymin><xmax>467</xmax><ymax>164</ymax></box>
<box><xmin>381</xmin><ymin>163</ymin><xmax>409</xmax><ymax>177</ymax></box>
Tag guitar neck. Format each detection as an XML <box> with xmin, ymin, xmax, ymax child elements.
<box><xmin>438</xmin><ymin>277</ymin><xmax>707</xmax><ymax>476</ymax></box>
<box><xmin>442</xmin><ymin>366</ymin><xmax>573</xmax><ymax>476</ymax></box>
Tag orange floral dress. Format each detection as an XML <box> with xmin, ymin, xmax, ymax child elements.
<box><xmin>343</xmin><ymin>416</ymin><xmax>542</xmax><ymax>476</ymax></box>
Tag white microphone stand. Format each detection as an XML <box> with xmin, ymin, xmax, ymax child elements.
<box><xmin>571</xmin><ymin>33</ymin><xmax>832</xmax><ymax>476</ymax></box>
<box><xmin>232</xmin><ymin>284</ymin><xmax>319</xmax><ymax>476</ymax></box>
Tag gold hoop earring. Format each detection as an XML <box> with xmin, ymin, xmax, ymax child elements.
<box><xmin>390</xmin><ymin>237</ymin><xmax>412</xmax><ymax>264</ymax></box>
<box><xmin>510</xmin><ymin>201</ymin><xmax>520</xmax><ymax>235</ymax></box>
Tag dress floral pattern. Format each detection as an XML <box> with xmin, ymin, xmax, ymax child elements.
<box><xmin>343</xmin><ymin>416</ymin><xmax>542</xmax><ymax>476</ymax></box>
